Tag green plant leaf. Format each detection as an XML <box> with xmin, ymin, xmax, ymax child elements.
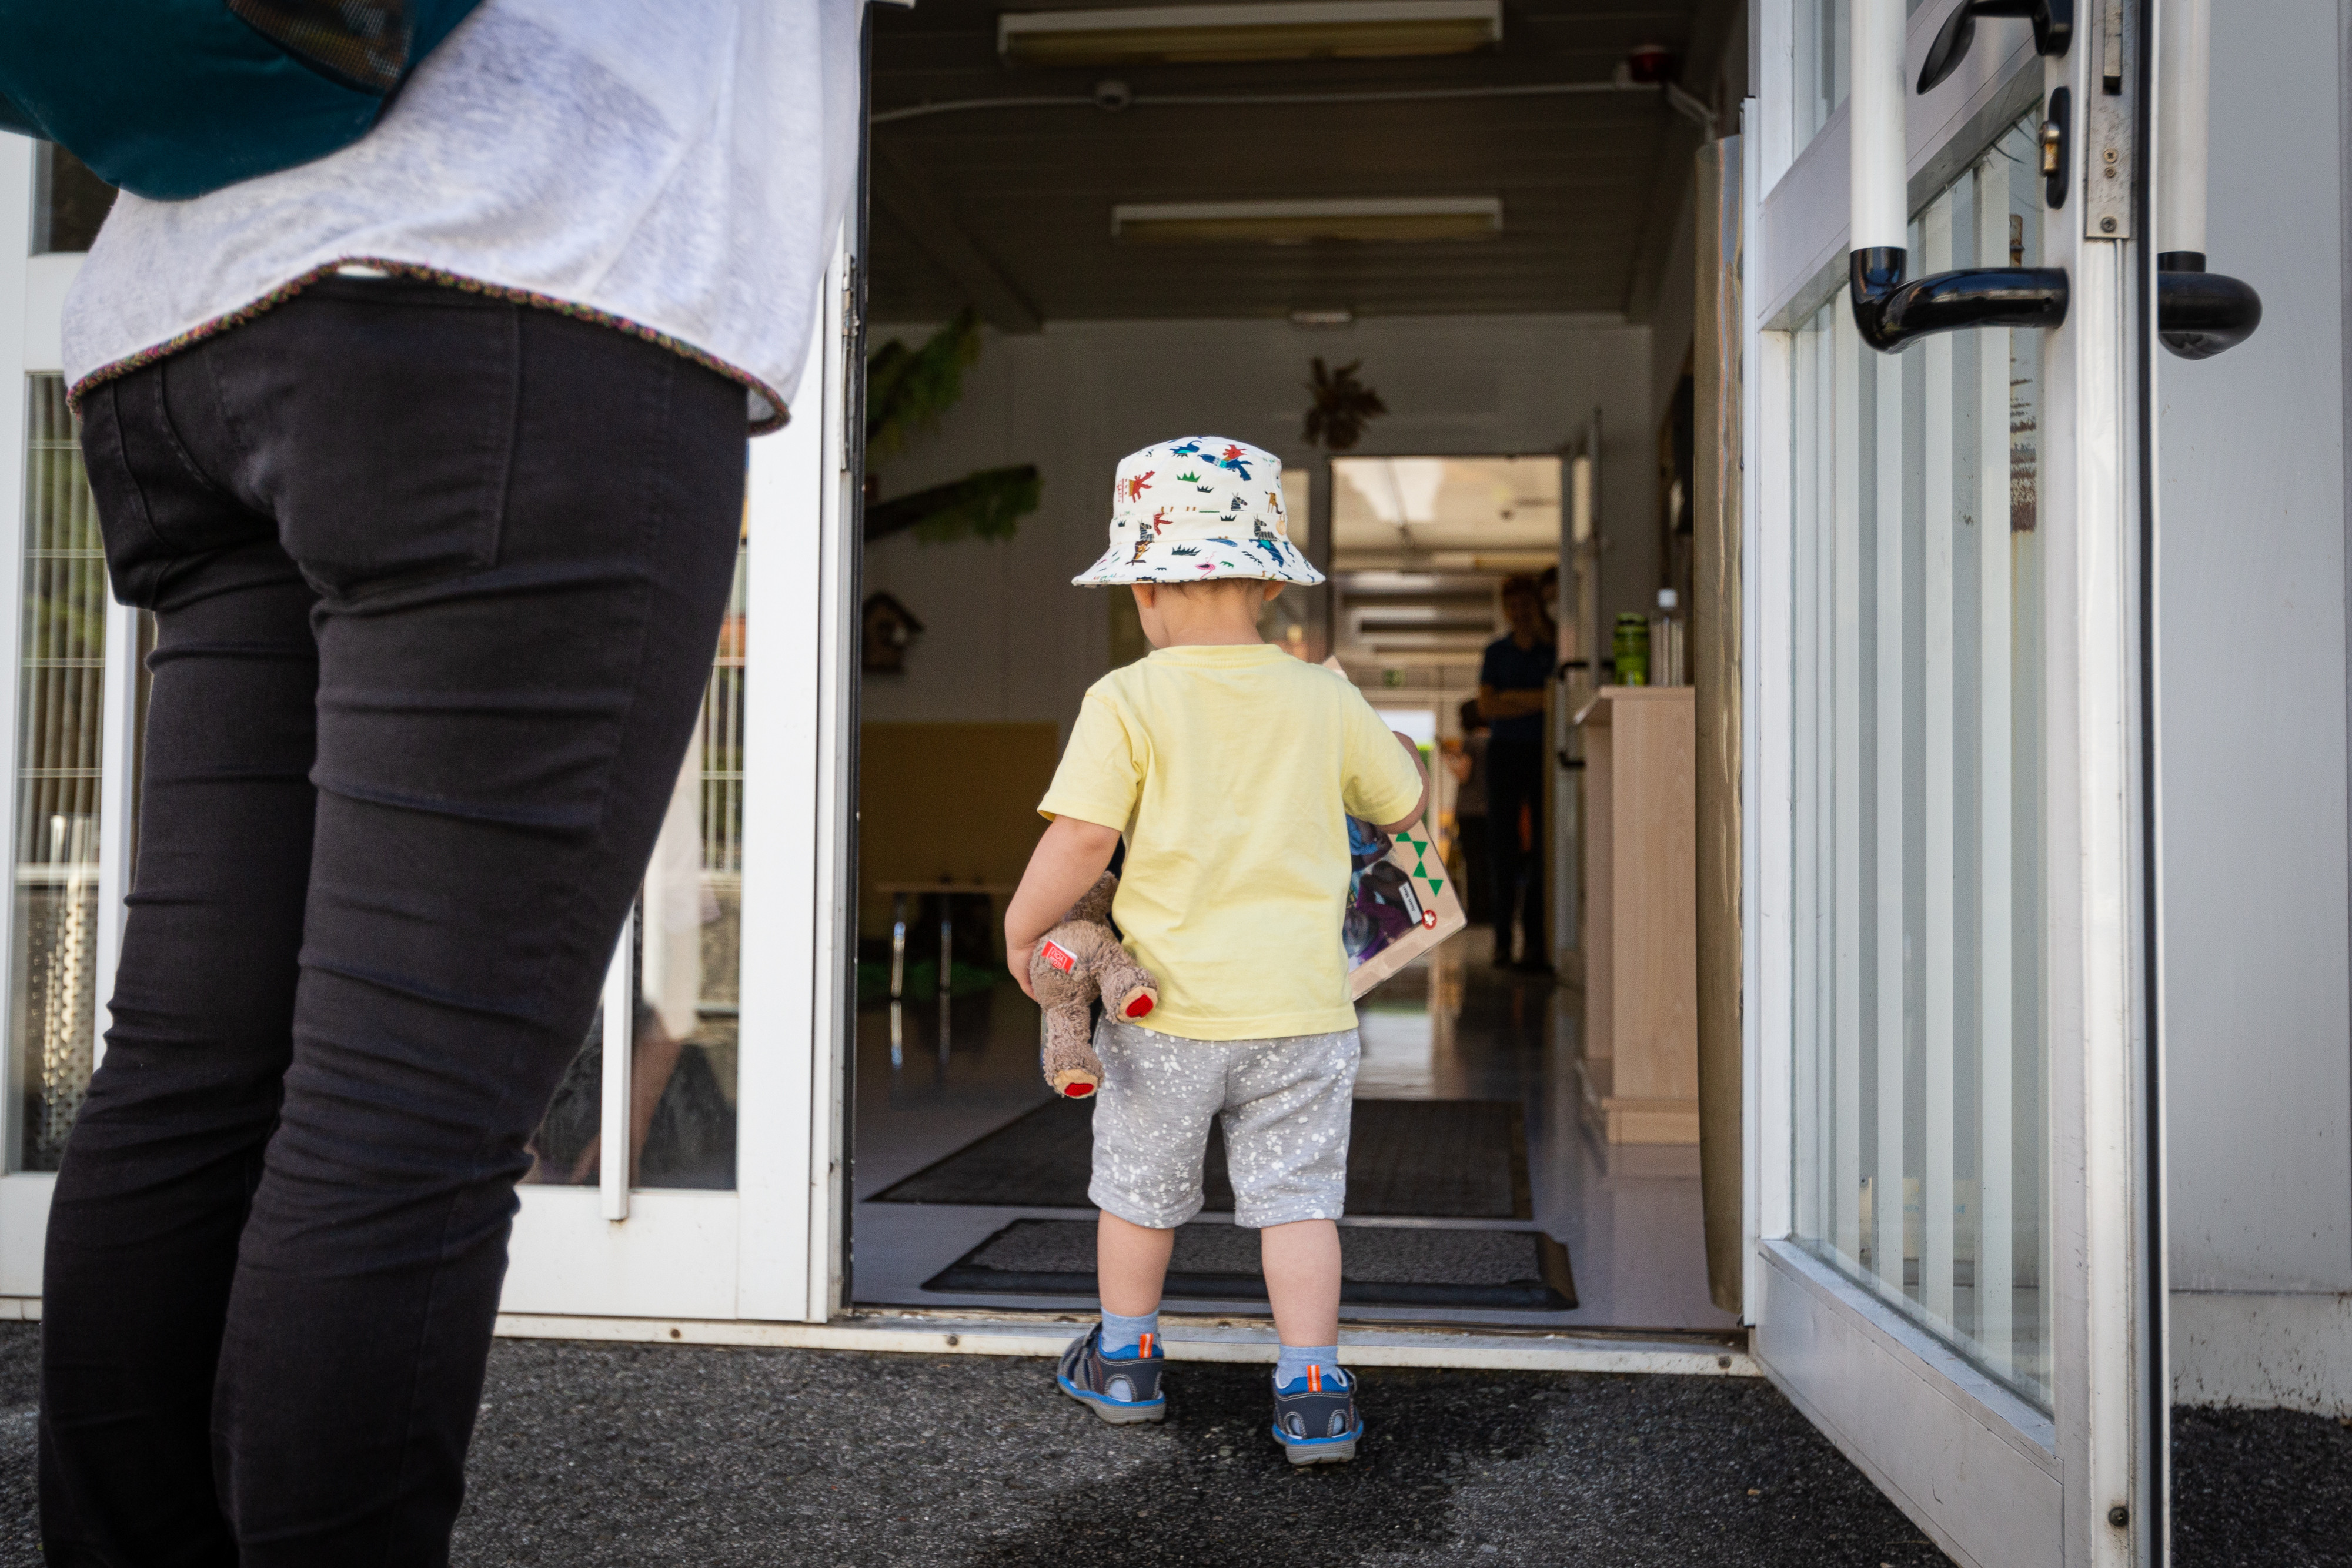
<box><xmin>867</xmin><ymin>308</ymin><xmax>982</xmax><ymax>461</ymax></box>
<box><xmin>866</xmin><ymin>464</ymin><xmax>1043</xmax><ymax>546</ymax></box>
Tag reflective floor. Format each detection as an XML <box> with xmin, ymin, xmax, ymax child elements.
<box><xmin>849</xmin><ymin>928</ymin><xmax>1737</xmax><ymax>1331</ymax></box>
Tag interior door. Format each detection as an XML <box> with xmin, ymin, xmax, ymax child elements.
<box><xmin>1745</xmin><ymin>2</ymin><xmax>2164</xmax><ymax>1564</ymax></box>
<box><xmin>1553</xmin><ymin>412</ymin><xmax>1601</xmax><ymax>967</ymax></box>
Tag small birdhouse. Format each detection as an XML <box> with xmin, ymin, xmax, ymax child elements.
<box><xmin>861</xmin><ymin>591</ymin><xmax>925</xmax><ymax>675</ymax></box>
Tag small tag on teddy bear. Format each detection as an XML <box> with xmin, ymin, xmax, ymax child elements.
<box><xmin>1041</xmin><ymin>939</ymin><xmax>1076</xmax><ymax>973</ymax></box>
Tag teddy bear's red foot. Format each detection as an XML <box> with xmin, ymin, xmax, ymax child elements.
<box><xmin>1051</xmin><ymin>1069</ymin><xmax>1099</xmax><ymax>1099</ymax></box>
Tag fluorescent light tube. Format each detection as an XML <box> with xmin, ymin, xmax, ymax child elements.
<box><xmin>1000</xmin><ymin>2</ymin><xmax>1501</xmax><ymax>68</ymax></box>
<box><xmin>1112</xmin><ymin>197</ymin><xmax>1502</xmax><ymax>244</ymax></box>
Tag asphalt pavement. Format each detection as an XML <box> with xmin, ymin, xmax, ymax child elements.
<box><xmin>0</xmin><ymin>1325</ymin><xmax>2339</xmax><ymax>1565</ymax></box>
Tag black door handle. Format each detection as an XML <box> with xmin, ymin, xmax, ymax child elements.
<box><xmin>2155</xmin><ymin>252</ymin><xmax>2262</xmax><ymax>360</ymax></box>
<box><xmin>1850</xmin><ymin>247</ymin><xmax>2070</xmax><ymax>353</ymax></box>
<box><xmin>1918</xmin><ymin>0</ymin><xmax>2073</xmax><ymax>94</ymax></box>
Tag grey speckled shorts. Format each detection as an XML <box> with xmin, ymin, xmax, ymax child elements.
<box><xmin>1087</xmin><ymin>1018</ymin><xmax>1360</xmax><ymax>1230</ymax></box>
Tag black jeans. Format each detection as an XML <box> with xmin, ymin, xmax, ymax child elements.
<box><xmin>39</xmin><ymin>278</ymin><xmax>747</xmax><ymax>1565</ymax></box>
<box><xmin>1484</xmin><ymin>738</ymin><xmax>1546</xmax><ymax>964</ymax></box>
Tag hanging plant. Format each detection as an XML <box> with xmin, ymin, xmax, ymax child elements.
<box><xmin>866</xmin><ymin>309</ymin><xmax>981</xmax><ymax>462</ymax></box>
<box><xmin>1302</xmin><ymin>357</ymin><xmax>1388</xmax><ymax>451</ymax></box>
<box><xmin>864</xmin><ymin>464</ymin><xmax>1042</xmax><ymax>546</ymax></box>
<box><xmin>863</xmin><ymin>309</ymin><xmax>1042</xmax><ymax>544</ymax></box>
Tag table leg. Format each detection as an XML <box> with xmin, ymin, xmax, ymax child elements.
<box><xmin>890</xmin><ymin>892</ymin><xmax>907</xmax><ymax>1001</ymax></box>
<box><xmin>939</xmin><ymin>896</ymin><xmax>953</xmax><ymax>998</ymax></box>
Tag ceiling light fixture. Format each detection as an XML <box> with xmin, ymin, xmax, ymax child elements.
<box><xmin>1290</xmin><ymin>308</ymin><xmax>1357</xmax><ymax>326</ymax></box>
<box><xmin>998</xmin><ymin>1</ymin><xmax>1502</xmax><ymax>68</ymax></box>
<box><xmin>1113</xmin><ymin>197</ymin><xmax>1502</xmax><ymax>245</ymax></box>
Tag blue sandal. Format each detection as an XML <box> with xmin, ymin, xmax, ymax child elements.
<box><xmin>1057</xmin><ymin>1323</ymin><xmax>1167</xmax><ymax>1425</ymax></box>
<box><xmin>1270</xmin><ymin>1364</ymin><xmax>1362</xmax><ymax>1465</ymax></box>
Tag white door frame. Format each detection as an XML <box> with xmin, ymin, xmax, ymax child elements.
<box><xmin>1742</xmin><ymin>2</ymin><xmax>2163</xmax><ymax>1564</ymax></box>
<box><xmin>1555</xmin><ymin>412</ymin><xmax>1602</xmax><ymax>968</ymax></box>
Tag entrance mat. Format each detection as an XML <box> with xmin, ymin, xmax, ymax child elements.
<box><xmin>923</xmin><ymin>1219</ymin><xmax>1577</xmax><ymax>1310</ymax></box>
<box><xmin>873</xmin><ymin>1097</ymin><xmax>1531</xmax><ymax>1219</ymax></box>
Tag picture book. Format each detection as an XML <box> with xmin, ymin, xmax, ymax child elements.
<box><xmin>1344</xmin><ymin>816</ymin><xmax>1467</xmax><ymax>998</ymax></box>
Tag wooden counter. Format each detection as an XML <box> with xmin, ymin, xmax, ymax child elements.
<box><xmin>1572</xmin><ymin>686</ymin><xmax>1698</xmax><ymax>1144</ymax></box>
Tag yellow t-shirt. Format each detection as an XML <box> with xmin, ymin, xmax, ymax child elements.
<box><xmin>1037</xmin><ymin>643</ymin><xmax>1425</xmax><ymax>1041</ymax></box>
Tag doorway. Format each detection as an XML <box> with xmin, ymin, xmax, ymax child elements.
<box><xmin>847</xmin><ymin>2</ymin><xmax>1735</xmax><ymax>1334</ymax></box>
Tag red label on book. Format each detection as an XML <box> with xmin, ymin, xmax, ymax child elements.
<box><xmin>1041</xmin><ymin>940</ymin><xmax>1075</xmax><ymax>972</ymax></box>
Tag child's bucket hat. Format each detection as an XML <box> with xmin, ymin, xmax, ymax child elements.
<box><xmin>1072</xmin><ymin>436</ymin><xmax>1324</xmax><ymax>587</ymax></box>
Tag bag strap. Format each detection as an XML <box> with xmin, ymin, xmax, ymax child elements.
<box><xmin>226</xmin><ymin>0</ymin><xmax>415</xmax><ymax>93</ymax></box>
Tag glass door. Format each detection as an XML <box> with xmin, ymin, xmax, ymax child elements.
<box><xmin>1747</xmin><ymin>2</ymin><xmax>2163</xmax><ymax>1564</ymax></box>
<box><xmin>499</xmin><ymin>229</ymin><xmax>863</xmax><ymax>1325</ymax></box>
<box><xmin>0</xmin><ymin>128</ymin><xmax>866</xmax><ymax>1328</ymax></box>
<box><xmin>0</xmin><ymin>137</ymin><xmax>139</xmax><ymax>1302</ymax></box>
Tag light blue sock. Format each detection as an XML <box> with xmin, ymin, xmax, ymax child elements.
<box><xmin>1101</xmin><ymin>1307</ymin><xmax>1159</xmax><ymax>1356</ymax></box>
<box><xmin>1274</xmin><ymin>1345</ymin><xmax>1345</xmax><ymax>1389</ymax></box>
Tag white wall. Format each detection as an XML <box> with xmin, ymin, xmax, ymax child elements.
<box><xmin>859</xmin><ymin>314</ymin><xmax>1652</xmax><ymax>737</ymax></box>
<box><xmin>2157</xmin><ymin>0</ymin><xmax>2352</xmax><ymax>1413</ymax></box>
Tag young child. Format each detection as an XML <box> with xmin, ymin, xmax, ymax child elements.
<box><xmin>1003</xmin><ymin>436</ymin><xmax>1428</xmax><ymax>1466</ymax></box>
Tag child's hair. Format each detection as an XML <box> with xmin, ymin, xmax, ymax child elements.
<box><xmin>1150</xmin><ymin>577</ymin><xmax>1275</xmax><ymax>601</ymax></box>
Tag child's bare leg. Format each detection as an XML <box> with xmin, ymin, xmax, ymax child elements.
<box><xmin>1097</xmin><ymin>1210</ymin><xmax>1175</xmax><ymax>1316</ymax></box>
<box><xmin>1260</xmin><ymin>1219</ymin><xmax>1341</xmax><ymax>1346</ymax></box>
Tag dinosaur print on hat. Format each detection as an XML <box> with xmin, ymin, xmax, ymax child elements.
<box><xmin>1073</xmin><ymin>436</ymin><xmax>1321</xmax><ymax>587</ymax></box>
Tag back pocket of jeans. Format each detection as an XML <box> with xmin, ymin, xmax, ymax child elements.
<box><xmin>257</xmin><ymin>289</ymin><xmax>520</xmax><ymax>601</ymax></box>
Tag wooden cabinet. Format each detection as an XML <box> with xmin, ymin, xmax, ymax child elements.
<box><xmin>1573</xmin><ymin>687</ymin><xmax>1698</xmax><ymax>1144</ymax></box>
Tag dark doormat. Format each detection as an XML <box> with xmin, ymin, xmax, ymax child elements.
<box><xmin>921</xmin><ymin>1218</ymin><xmax>1577</xmax><ymax>1310</ymax></box>
<box><xmin>872</xmin><ymin>1098</ymin><xmax>1531</xmax><ymax>1219</ymax></box>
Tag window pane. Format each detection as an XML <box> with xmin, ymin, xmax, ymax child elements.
<box><xmin>634</xmin><ymin>529</ymin><xmax>745</xmax><ymax>1191</ymax></box>
<box><xmin>34</xmin><ymin>144</ymin><xmax>118</xmax><ymax>256</ymax></box>
<box><xmin>523</xmin><ymin>523</ymin><xmax>745</xmax><ymax>1191</ymax></box>
<box><xmin>1786</xmin><ymin>119</ymin><xmax>2051</xmax><ymax>1407</ymax></box>
<box><xmin>1794</xmin><ymin>0</ymin><xmax>1849</xmax><ymax>152</ymax></box>
<box><xmin>14</xmin><ymin>376</ymin><xmax>108</xmax><ymax>1171</ymax></box>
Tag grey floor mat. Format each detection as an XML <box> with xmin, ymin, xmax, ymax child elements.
<box><xmin>922</xmin><ymin>1218</ymin><xmax>1576</xmax><ymax>1309</ymax></box>
<box><xmin>873</xmin><ymin>1097</ymin><xmax>1531</xmax><ymax>1219</ymax></box>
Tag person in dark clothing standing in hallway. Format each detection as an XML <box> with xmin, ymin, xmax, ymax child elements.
<box><xmin>1478</xmin><ymin>576</ymin><xmax>1555</xmax><ymax>971</ymax></box>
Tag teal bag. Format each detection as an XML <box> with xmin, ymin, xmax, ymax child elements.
<box><xmin>0</xmin><ymin>0</ymin><xmax>484</xmax><ymax>201</ymax></box>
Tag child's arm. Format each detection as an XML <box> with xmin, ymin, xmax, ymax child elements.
<box><xmin>1005</xmin><ymin>815</ymin><xmax>1122</xmax><ymax>1001</ymax></box>
<box><xmin>1373</xmin><ymin>731</ymin><xmax>1431</xmax><ymax>836</ymax></box>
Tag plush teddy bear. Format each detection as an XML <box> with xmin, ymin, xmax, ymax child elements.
<box><xmin>1029</xmin><ymin>872</ymin><xmax>1158</xmax><ymax>1099</ymax></box>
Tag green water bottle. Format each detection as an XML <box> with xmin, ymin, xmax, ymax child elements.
<box><xmin>1613</xmin><ymin>612</ymin><xmax>1650</xmax><ymax>686</ymax></box>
